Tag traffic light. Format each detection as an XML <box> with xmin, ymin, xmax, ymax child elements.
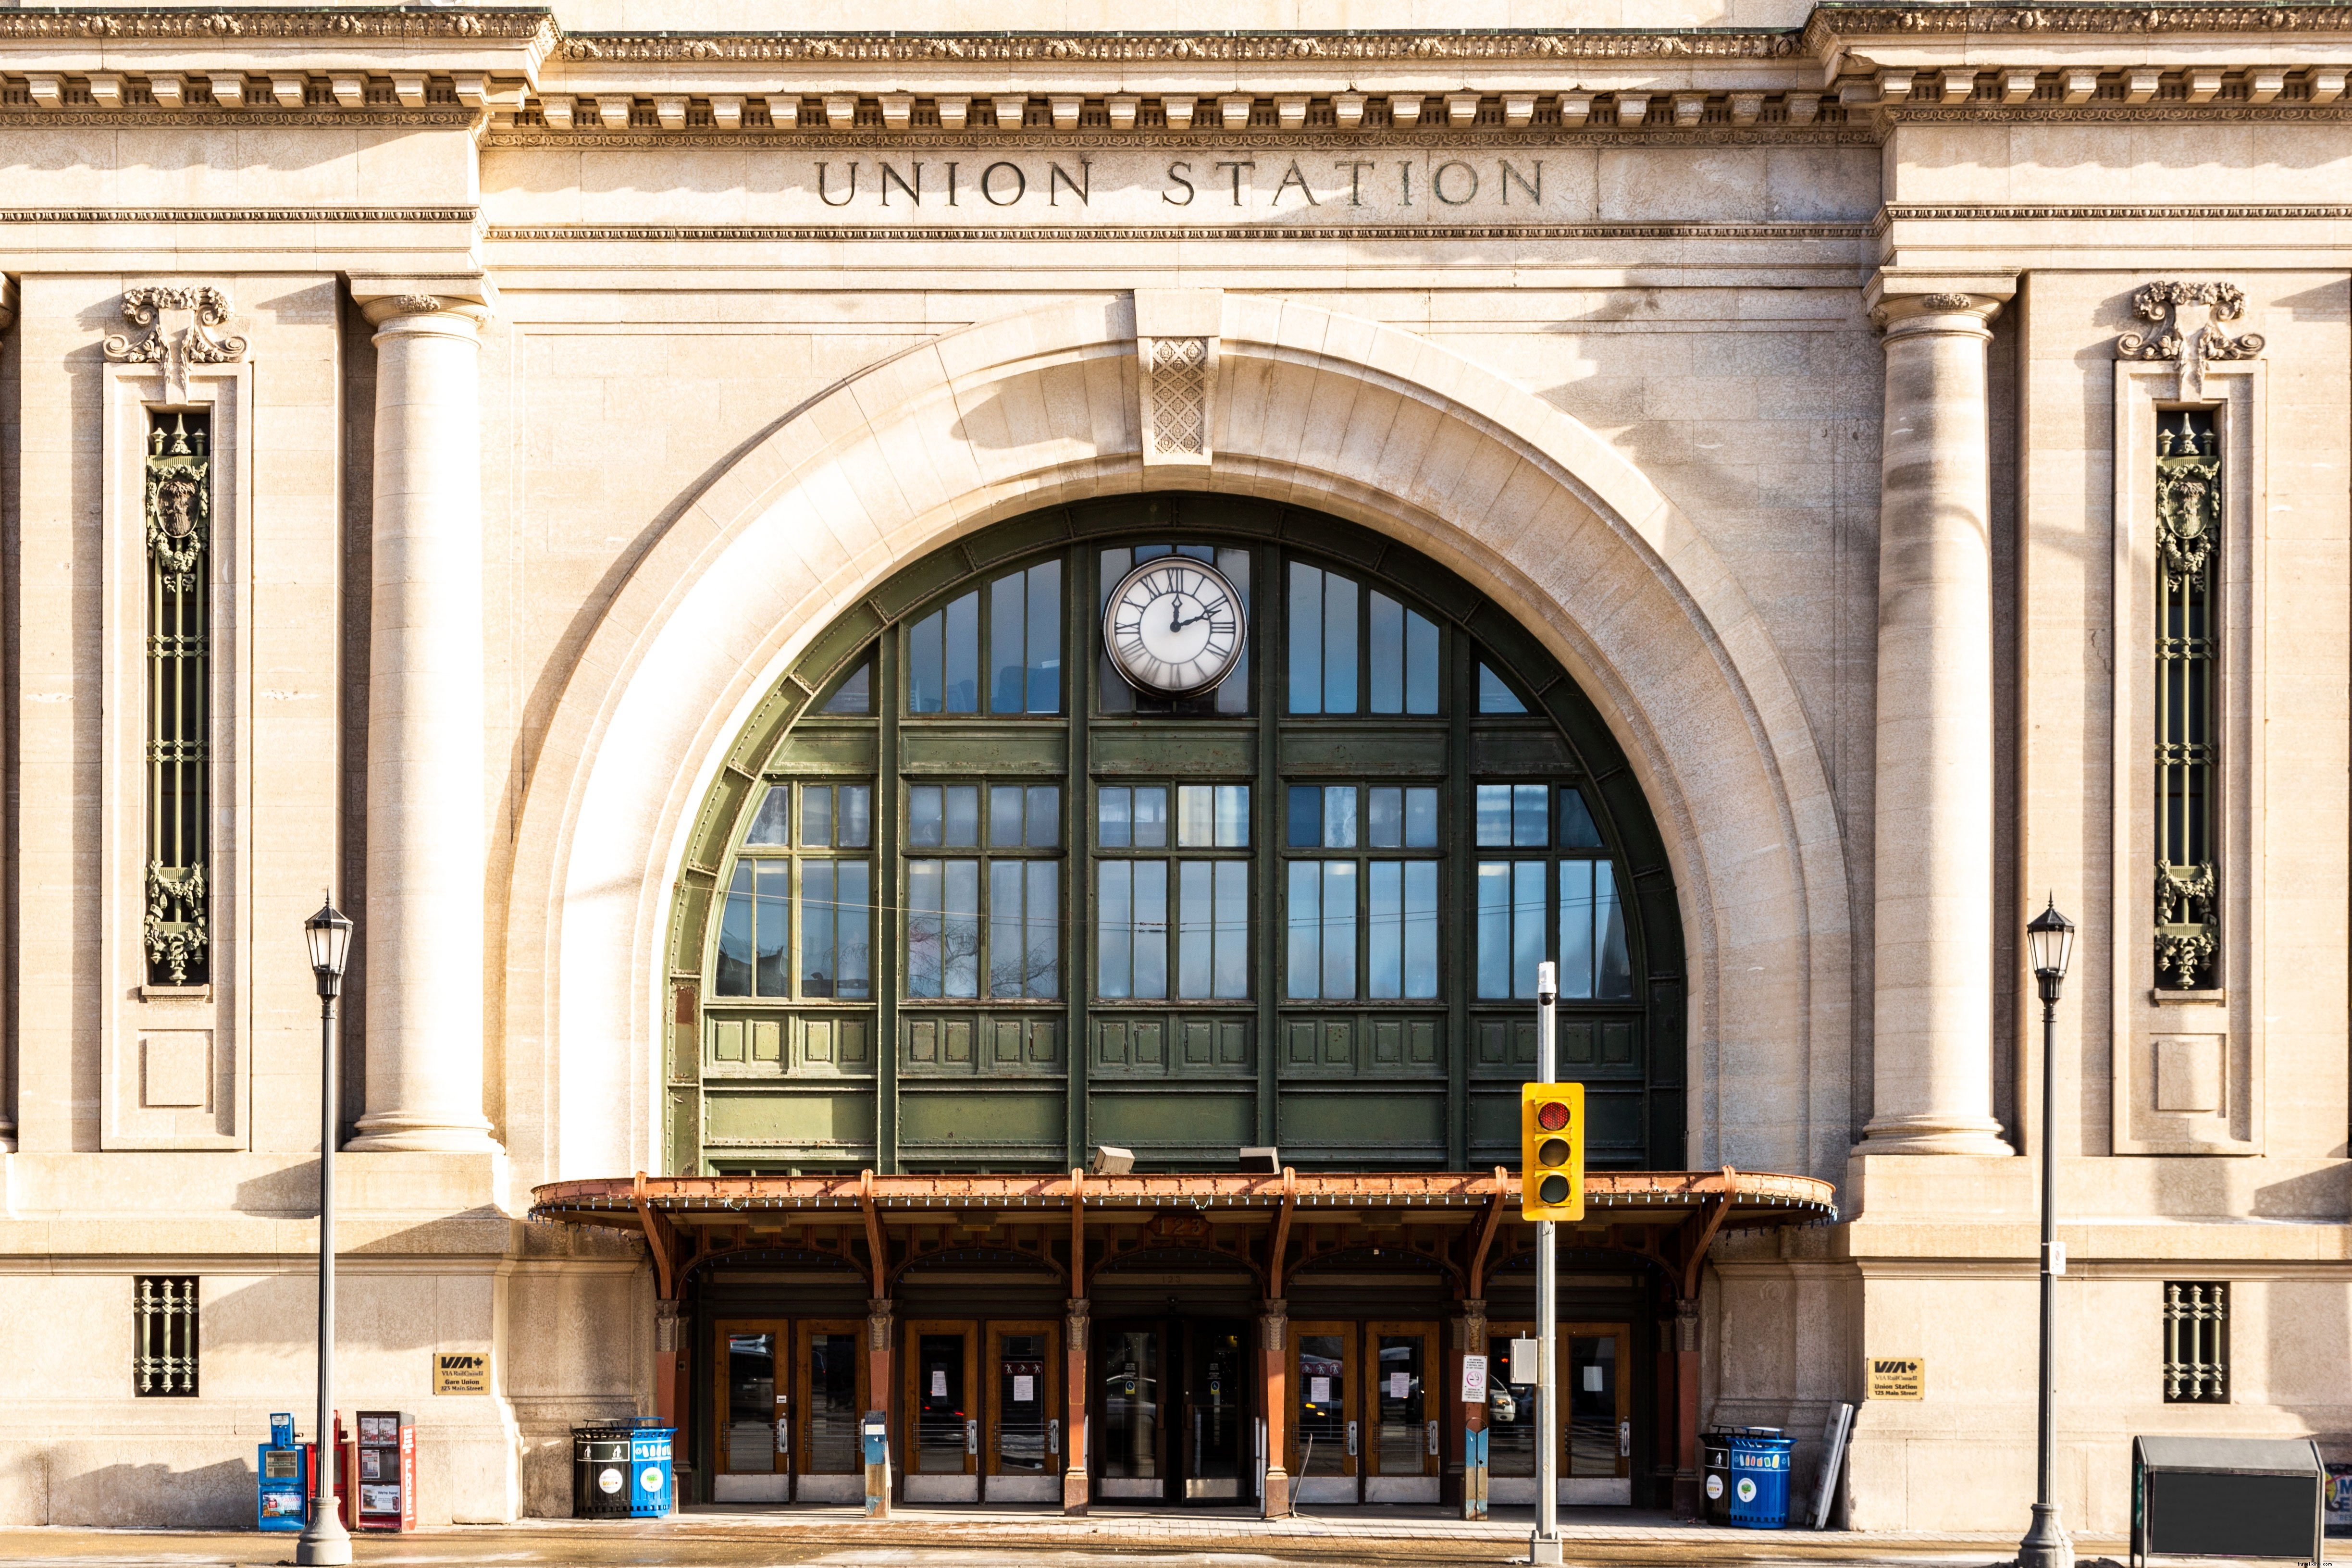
<box><xmin>1519</xmin><ymin>1081</ymin><xmax>1585</xmax><ymax>1221</ymax></box>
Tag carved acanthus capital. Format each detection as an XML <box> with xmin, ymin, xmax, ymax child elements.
<box><xmin>2119</xmin><ymin>280</ymin><xmax>2264</xmax><ymax>399</ymax></box>
<box><xmin>103</xmin><ymin>284</ymin><xmax>246</xmax><ymax>401</ymax></box>
<box><xmin>351</xmin><ymin>273</ymin><xmax>497</xmax><ymax>332</ymax></box>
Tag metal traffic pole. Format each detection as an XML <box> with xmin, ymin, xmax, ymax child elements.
<box><xmin>1532</xmin><ymin>961</ymin><xmax>1563</xmax><ymax>1567</ymax></box>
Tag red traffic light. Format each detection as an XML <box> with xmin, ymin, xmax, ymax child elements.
<box><xmin>1535</xmin><ymin>1100</ymin><xmax>1571</xmax><ymax>1132</ymax></box>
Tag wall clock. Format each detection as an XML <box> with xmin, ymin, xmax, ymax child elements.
<box><xmin>1102</xmin><ymin>555</ymin><xmax>1247</xmax><ymax>698</ymax></box>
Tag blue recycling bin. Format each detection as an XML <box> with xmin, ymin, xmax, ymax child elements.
<box><xmin>626</xmin><ymin>1423</ymin><xmax>673</xmax><ymax>1518</ymax></box>
<box><xmin>1725</xmin><ymin>1431</ymin><xmax>1794</xmax><ymax>1528</ymax></box>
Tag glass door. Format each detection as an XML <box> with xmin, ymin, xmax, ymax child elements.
<box><xmin>1364</xmin><ymin>1321</ymin><xmax>1438</xmax><ymax>1502</ymax></box>
<box><xmin>713</xmin><ymin>1319</ymin><xmax>789</xmax><ymax>1501</ymax></box>
<box><xmin>1484</xmin><ymin>1321</ymin><xmax>1635</xmax><ymax>1505</ymax></box>
<box><xmin>1095</xmin><ymin>1323</ymin><xmax>1165</xmax><ymax>1500</ymax></box>
<box><xmin>984</xmin><ymin>1321</ymin><xmax>1062</xmax><ymax>1503</ymax></box>
<box><xmin>1289</xmin><ymin>1320</ymin><xmax>1357</xmax><ymax>1502</ymax></box>
<box><xmin>1182</xmin><ymin>1321</ymin><xmax>1250</xmax><ymax>1501</ymax></box>
<box><xmin>904</xmin><ymin>1320</ymin><xmax>978</xmax><ymax>1502</ymax></box>
<box><xmin>794</xmin><ymin>1320</ymin><xmax>867</xmax><ymax>1503</ymax></box>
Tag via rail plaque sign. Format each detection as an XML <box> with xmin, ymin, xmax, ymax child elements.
<box><xmin>1867</xmin><ymin>1356</ymin><xmax>1926</xmax><ymax>1400</ymax></box>
<box><xmin>433</xmin><ymin>1352</ymin><xmax>489</xmax><ymax>1395</ymax></box>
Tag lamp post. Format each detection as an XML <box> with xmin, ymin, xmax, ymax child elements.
<box><xmin>2016</xmin><ymin>897</ymin><xmax>2076</xmax><ymax>1568</ymax></box>
<box><xmin>297</xmin><ymin>899</ymin><xmax>355</xmax><ymax>1568</ymax></box>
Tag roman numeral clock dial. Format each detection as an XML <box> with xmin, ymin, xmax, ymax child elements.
<box><xmin>1103</xmin><ymin>556</ymin><xmax>1247</xmax><ymax>699</ymax></box>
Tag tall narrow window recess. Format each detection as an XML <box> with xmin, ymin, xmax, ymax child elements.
<box><xmin>145</xmin><ymin>410</ymin><xmax>211</xmax><ymax>988</ymax></box>
<box><xmin>2161</xmin><ymin>1281</ymin><xmax>2228</xmax><ymax>1404</ymax></box>
<box><xmin>135</xmin><ymin>1275</ymin><xmax>200</xmax><ymax>1396</ymax></box>
<box><xmin>2155</xmin><ymin>408</ymin><xmax>2218</xmax><ymax>990</ymax></box>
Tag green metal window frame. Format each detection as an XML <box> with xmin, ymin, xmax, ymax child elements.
<box><xmin>2155</xmin><ymin>408</ymin><xmax>2219</xmax><ymax>989</ymax></box>
<box><xmin>666</xmin><ymin>495</ymin><xmax>1684</xmax><ymax>1177</ymax></box>
<box><xmin>144</xmin><ymin>411</ymin><xmax>210</xmax><ymax>987</ymax></box>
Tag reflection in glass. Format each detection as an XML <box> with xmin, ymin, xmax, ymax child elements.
<box><xmin>1366</xmin><ymin>787</ymin><xmax>1399</xmax><ymax>849</ymax></box>
<box><xmin>1097</xmin><ymin>861</ymin><xmax>1170</xmax><ymax>999</ymax></box>
<box><xmin>1368</xmin><ymin>593</ymin><xmax>1441</xmax><ymax>716</ymax></box>
<box><xmin>1476</xmin><ymin>860</ymin><xmax>1547</xmax><ymax>1000</ymax></box>
<box><xmin>1297</xmin><ymin>1334</ymin><xmax>1347</xmax><ymax>1475</ymax></box>
<box><xmin>1374</xmin><ymin>1335</ymin><xmax>1425</xmax><ymax>1475</ymax></box>
<box><xmin>908</xmin><ymin>859</ymin><xmax>980</xmax><ymax>998</ymax></box>
<box><xmin>1478</xmin><ymin>663</ymin><xmax>1527</xmax><ymax>713</ymax></box>
<box><xmin>988</xmin><ymin>860</ymin><xmax>1059</xmax><ymax>999</ymax></box>
<box><xmin>1561</xmin><ymin>860</ymin><xmax>1633</xmax><ymax>1000</ymax></box>
<box><xmin>1322</xmin><ymin>787</ymin><xmax>1356</xmax><ymax>849</ymax></box>
<box><xmin>806</xmin><ymin>1333</ymin><xmax>860</xmax><ymax>1473</ymax></box>
<box><xmin>916</xmin><ymin>1333</ymin><xmax>967</xmax><ymax>1473</ymax></box>
<box><xmin>755</xmin><ymin>863</ymin><xmax>790</xmax><ymax>995</ymax></box>
<box><xmin>1173</xmin><ymin>861</ymin><xmax>1249</xmax><ymax>1000</ymax></box>
<box><xmin>1215</xmin><ymin>785</ymin><xmax>1249</xmax><ymax>847</ymax></box>
<box><xmin>993</xmin><ymin>783</ymin><xmax>1059</xmax><ymax>848</ymax></box>
<box><xmin>1289</xmin><ymin>563</ymin><xmax>1361</xmax><ymax>715</ymax></box>
<box><xmin>800</xmin><ymin>859</ymin><xmax>873</xmax><ymax>999</ymax></box>
<box><xmin>909</xmin><ymin>591</ymin><xmax>982</xmax><ymax>714</ymax></box>
<box><xmin>997</xmin><ymin>1333</ymin><xmax>1050</xmax><ymax>1473</ymax></box>
<box><xmin>909</xmin><ymin>784</ymin><xmax>980</xmax><ymax>848</ymax></box>
<box><xmin>718</xmin><ymin>862</ymin><xmax>755</xmax><ymax>995</ymax></box>
<box><xmin>1487</xmin><ymin>1343</ymin><xmax>1536</xmax><ymax>1478</ymax></box>
<box><xmin>1369</xmin><ymin>861</ymin><xmax>1439</xmax><ymax>1000</ymax></box>
<box><xmin>744</xmin><ymin>785</ymin><xmax>792</xmax><ymax>846</ymax></box>
<box><xmin>1100</xmin><ymin>1330</ymin><xmax>1160</xmax><ymax>1479</ymax></box>
<box><xmin>1213</xmin><ymin>860</ymin><xmax>1249</xmax><ymax>999</ymax></box>
<box><xmin>1560</xmin><ymin>786</ymin><xmax>1604</xmax><ymax>849</ymax></box>
<box><xmin>819</xmin><ymin>659</ymin><xmax>871</xmax><ymax>715</ymax></box>
<box><xmin>1176</xmin><ymin>786</ymin><xmax>1216</xmax><ymax>849</ymax></box>
<box><xmin>1320</xmin><ymin>862</ymin><xmax>1356</xmax><ymax>999</ymax></box>
<box><xmin>1099</xmin><ymin>787</ymin><xmax>1132</xmax><ymax>848</ymax></box>
<box><xmin>991</xmin><ymin>570</ymin><xmax>1027</xmax><ymax>713</ymax></box>
<box><xmin>726</xmin><ymin>1333</ymin><xmax>777</xmax><ymax>1474</ymax></box>
<box><xmin>1135</xmin><ymin>787</ymin><xmax>1168</xmax><ymax>847</ymax></box>
<box><xmin>1286</xmin><ymin>861</ymin><xmax>1320</xmax><ymax>1000</ymax></box>
<box><xmin>803</xmin><ymin>785</ymin><xmax>834</xmax><ymax>848</ymax></box>
<box><xmin>991</xmin><ymin>785</ymin><xmax>1026</xmax><ymax>848</ymax></box>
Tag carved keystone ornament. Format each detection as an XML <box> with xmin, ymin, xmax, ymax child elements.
<box><xmin>101</xmin><ymin>285</ymin><xmax>247</xmax><ymax>402</ymax></box>
<box><xmin>2118</xmin><ymin>281</ymin><xmax>2264</xmax><ymax>399</ymax></box>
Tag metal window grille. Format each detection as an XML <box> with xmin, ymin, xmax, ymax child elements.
<box><xmin>143</xmin><ymin>410</ymin><xmax>211</xmax><ymax>986</ymax></box>
<box><xmin>2162</xmin><ymin>1281</ymin><xmax>2228</xmax><ymax>1403</ymax></box>
<box><xmin>2154</xmin><ymin>408</ymin><xmax>2218</xmax><ymax>989</ymax></box>
<box><xmin>134</xmin><ymin>1275</ymin><xmax>200</xmax><ymax>1396</ymax></box>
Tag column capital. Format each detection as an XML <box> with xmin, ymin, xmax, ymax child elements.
<box><xmin>1864</xmin><ymin>267</ymin><xmax>2018</xmax><ymax>333</ymax></box>
<box><xmin>351</xmin><ymin>273</ymin><xmax>497</xmax><ymax>329</ymax></box>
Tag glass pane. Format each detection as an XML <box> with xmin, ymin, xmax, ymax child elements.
<box><xmin>1476</xmin><ymin>862</ymin><xmax>1512</xmax><ymax>1000</ymax></box>
<box><xmin>1375</xmin><ymin>1335</ymin><xmax>1424</xmax><ymax>1475</ymax></box>
<box><xmin>1406</xmin><ymin>610</ymin><xmax>1439</xmax><ymax>714</ymax></box>
<box><xmin>1027</xmin><ymin>861</ymin><xmax>1060</xmax><ymax>998</ymax></box>
<box><xmin>1323</xmin><ymin>570</ymin><xmax>1358</xmax><ymax>714</ymax></box>
<box><xmin>910</xmin><ymin>611</ymin><xmax>943</xmax><ymax>714</ymax></box>
<box><xmin>1321</xmin><ymin>861</ymin><xmax>1357</xmax><ymax>1000</ymax></box>
<box><xmin>1176</xmin><ymin>786</ymin><xmax>1216</xmax><ymax>849</ymax></box>
<box><xmin>910</xmin><ymin>785</ymin><xmax>943</xmax><ymax>848</ymax></box>
<box><xmin>726</xmin><ymin>1333</ymin><xmax>778</xmax><ymax>1474</ymax></box>
<box><xmin>1288</xmin><ymin>563</ymin><xmax>1323</xmax><ymax>714</ymax></box>
<box><xmin>744</xmin><ymin>785</ymin><xmax>792</xmax><ymax>846</ymax></box>
<box><xmin>1475</xmin><ymin>785</ymin><xmax>1512</xmax><ymax>848</ymax></box>
<box><xmin>1134</xmin><ymin>860</ymin><xmax>1169</xmax><ymax>999</ymax></box>
<box><xmin>755</xmin><ymin>863</ymin><xmax>791</xmax><ymax>997</ymax></box>
<box><xmin>1323</xmin><ymin>787</ymin><xmax>1356</xmax><ymax>850</ymax></box>
<box><xmin>1406</xmin><ymin>787</ymin><xmax>1439</xmax><ymax>848</ymax></box>
<box><xmin>1369</xmin><ymin>591</ymin><xmax>1404</xmax><ymax>713</ymax></box>
<box><xmin>1287</xmin><ymin>786</ymin><xmax>1322</xmax><ymax>849</ymax></box>
<box><xmin>1101</xmin><ymin>1330</ymin><xmax>1160</xmax><ymax>1479</ymax></box>
<box><xmin>1027</xmin><ymin>785</ymin><xmax>1060</xmax><ymax>848</ymax></box>
<box><xmin>1514</xmin><ymin>784</ymin><xmax>1548</xmax><ymax>847</ymax></box>
<box><xmin>1568</xmin><ymin>1335</ymin><xmax>1620</xmax><ymax>1478</ymax></box>
<box><xmin>1177</xmin><ymin>861</ymin><xmax>1213</xmax><ymax>999</ymax></box>
<box><xmin>1214</xmin><ymin>862</ymin><xmax>1249</xmax><ymax>998</ymax></box>
<box><xmin>991</xmin><ymin>570</ymin><xmax>1027</xmax><ymax>713</ymax></box>
<box><xmin>1404</xmin><ymin>861</ymin><xmax>1438</xmax><ymax>999</ymax></box>
<box><xmin>820</xmin><ymin>659</ymin><xmax>871</xmax><ymax>715</ymax></box>
<box><xmin>991</xmin><ymin>785</ymin><xmax>1026</xmax><ymax>847</ymax></box>
<box><xmin>1134</xmin><ymin>787</ymin><xmax>1168</xmax><ymax>848</ymax></box>
<box><xmin>1488</xmin><ymin>1337</ymin><xmax>1536</xmax><ymax>1478</ymax></box>
<box><xmin>1027</xmin><ymin>560</ymin><xmax>1062</xmax><ymax>713</ymax></box>
<box><xmin>1193</xmin><ymin>1329</ymin><xmax>1245</xmax><ymax>1482</ymax></box>
<box><xmin>944</xmin><ymin>591</ymin><xmax>980</xmax><ymax>713</ymax></box>
<box><xmin>1478</xmin><ymin>663</ymin><xmax>1526</xmax><ymax>713</ymax></box>
<box><xmin>1560</xmin><ymin>860</ymin><xmax>1596</xmax><ymax>1000</ymax></box>
<box><xmin>836</xmin><ymin>860</ymin><xmax>871</xmax><ymax>999</ymax></box>
<box><xmin>990</xmin><ymin>860</ymin><xmax>1026</xmax><ymax>998</ymax></box>
<box><xmin>1560</xmin><ymin>786</ymin><xmax>1603</xmax><ymax>849</ymax></box>
<box><xmin>806</xmin><ymin>1333</ymin><xmax>860</xmax><ymax>1473</ymax></box>
<box><xmin>1215</xmin><ymin>785</ymin><xmax>1249</xmax><ymax>848</ymax></box>
<box><xmin>803</xmin><ymin>784</ymin><xmax>833</xmax><ymax>848</ymax></box>
<box><xmin>916</xmin><ymin>1334</ymin><xmax>967</xmax><ymax>1474</ymax></box>
<box><xmin>803</xmin><ymin>860</ymin><xmax>837</xmax><ymax>997</ymax></box>
<box><xmin>943</xmin><ymin>785</ymin><xmax>981</xmax><ymax>848</ymax></box>
<box><xmin>1597</xmin><ymin>861</ymin><xmax>1633</xmax><ymax>1000</ymax></box>
<box><xmin>1287</xmin><ymin>861</ymin><xmax>1320</xmax><ymax>1000</ymax></box>
<box><xmin>1214</xmin><ymin>547</ymin><xmax>1252</xmax><ymax>715</ymax></box>
<box><xmin>1367</xmin><ymin>861</ymin><xmax>1401</xmax><ymax>1000</ymax></box>
<box><xmin>1367</xmin><ymin>787</ymin><xmax>1401</xmax><ymax>850</ymax></box>
<box><xmin>1298</xmin><ymin>1335</ymin><xmax>1346</xmax><ymax>1476</ymax></box>
<box><xmin>839</xmin><ymin>785</ymin><xmax>872</xmax><ymax>849</ymax></box>
<box><xmin>998</xmin><ymin>1333</ymin><xmax>1050</xmax><ymax>1473</ymax></box>
<box><xmin>1098</xmin><ymin>786</ymin><xmax>1132</xmax><ymax>848</ymax></box>
<box><xmin>1098</xmin><ymin>861</ymin><xmax>1132</xmax><ymax>999</ymax></box>
<box><xmin>944</xmin><ymin>859</ymin><xmax>980</xmax><ymax>997</ymax></box>
<box><xmin>717</xmin><ymin>862</ymin><xmax>754</xmax><ymax>995</ymax></box>
<box><xmin>908</xmin><ymin>860</ymin><xmax>943</xmax><ymax>998</ymax></box>
<box><xmin>1513</xmin><ymin>861</ymin><xmax>1545</xmax><ymax>1000</ymax></box>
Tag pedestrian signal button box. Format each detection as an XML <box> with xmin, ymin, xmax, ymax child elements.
<box><xmin>354</xmin><ymin>1410</ymin><xmax>415</xmax><ymax>1532</ymax></box>
<box><xmin>1519</xmin><ymin>1081</ymin><xmax>1586</xmax><ymax>1221</ymax></box>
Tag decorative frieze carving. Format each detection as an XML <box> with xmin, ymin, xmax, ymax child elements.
<box><xmin>561</xmin><ymin>31</ymin><xmax>1802</xmax><ymax>62</ymax></box>
<box><xmin>2118</xmin><ymin>280</ymin><xmax>2264</xmax><ymax>399</ymax></box>
<box><xmin>103</xmin><ymin>285</ymin><xmax>247</xmax><ymax>402</ymax></box>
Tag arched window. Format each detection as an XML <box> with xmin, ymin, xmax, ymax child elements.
<box><xmin>667</xmin><ymin>497</ymin><xmax>1683</xmax><ymax>1176</ymax></box>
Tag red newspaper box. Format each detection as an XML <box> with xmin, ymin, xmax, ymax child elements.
<box><xmin>354</xmin><ymin>1411</ymin><xmax>416</xmax><ymax>1532</ymax></box>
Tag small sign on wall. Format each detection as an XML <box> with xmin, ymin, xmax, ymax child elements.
<box><xmin>1867</xmin><ymin>1356</ymin><xmax>1925</xmax><ymax>1400</ymax></box>
<box><xmin>433</xmin><ymin>1352</ymin><xmax>489</xmax><ymax>1395</ymax></box>
<box><xmin>1460</xmin><ymin>1354</ymin><xmax>1488</xmax><ymax>1403</ymax></box>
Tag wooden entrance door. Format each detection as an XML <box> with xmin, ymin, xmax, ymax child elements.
<box><xmin>713</xmin><ymin>1318</ymin><xmax>790</xmax><ymax>1501</ymax></box>
<box><xmin>793</xmin><ymin>1320</ymin><xmax>867</xmax><ymax>1503</ymax></box>
<box><xmin>903</xmin><ymin>1320</ymin><xmax>979</xmax><ymax>1501</ymax></box>
<box><xmin>1363</xmin><ymin>1320</ymin><xmax>1439</xmax><ymax>1502</ymax></box>
<box><xmin>1288</xmin><ymin>1320</ymin><xmax>1357</xmax><ymax>1502</ymax></box>
<box><xmin>984</xmin><ymin>1320</ymin><xmax>1062</xmax><ymax>1502</ymax></box>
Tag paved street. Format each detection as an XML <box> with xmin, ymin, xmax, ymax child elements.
<box><xmin>0</xmin><ymin>1506</ymin><xmax>2189</xmax><ymax>1568</ymax></box>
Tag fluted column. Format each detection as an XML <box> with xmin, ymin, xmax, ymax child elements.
<box><xmin>347</xmin><ymin>284</ymin><xmax>499</xmax><ymax>1153</ymax></box>
<box><xmin>1861</xmin><ymin>275</ymin><xmax>2016</xmax><ymax>1157</ymax></box>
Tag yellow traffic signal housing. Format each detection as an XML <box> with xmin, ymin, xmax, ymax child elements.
<box><xmin>1519</xmin><ymin>1081</ymin><xmax>1586</xmax><ymax>1221</ymax></box>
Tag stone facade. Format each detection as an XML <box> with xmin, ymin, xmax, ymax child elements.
<box><xmin>0</xmin><ymin>0</ymin><xmax>2343</xmax><ymax>1535</ymax></box>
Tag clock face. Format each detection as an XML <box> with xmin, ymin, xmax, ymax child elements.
<box><xmin>1103</xmin><ymin>556</ymin><xmax>1248</xmax><ymax>697</ymax></box>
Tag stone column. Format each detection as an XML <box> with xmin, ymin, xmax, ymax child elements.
<box><xmin>1860</xmin><ymin>272</ymin><xmax>2018</xmax><ymax>1157</ymax></box>
<box><xmin>346</xmin><ymin>283</ymin><xmax>500</xmax><ymax>1153</ymax></box>
<box><xmin>1062</xmin><ymin>1297</ymin><xmax>1090</xmax><ymax>1514</ymax></box>
<box><xmin>1260</xmin><ymin>1297</ymin><xmax>1290</xmax><ymax>1518</ymax></box>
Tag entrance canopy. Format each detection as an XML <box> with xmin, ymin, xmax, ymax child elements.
<box><xmin>529</xmin><ymin>1167</ymin><xmax>1836</xmax><ymax>1302</ymax></box>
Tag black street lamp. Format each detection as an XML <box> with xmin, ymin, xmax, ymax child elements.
<box><xmin>2016</xmin><ymin>896</ymin><xmax>2076</xmax><ymax>1568</ymax></box>
<box><xmin>297</xmin><ymin>898</ymin><xmax>354</xmax><ymax>1568</ymax></box>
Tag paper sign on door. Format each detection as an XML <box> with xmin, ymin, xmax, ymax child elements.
<box><xmin>1013</xmin><ymin>1374</ymin><xmax>1035</xmax><ymax>1403</ymax></box>
<box><xmin>931</xmin><ymin>1369</ymin><xmax>948</xmax><ymax>1398</ymax></box>
<box><xmin>1388</xmin><ymin>1371</ymin><xmax>1410</xmax><ymax>1399</ymax></box>
<box><xmin>1584</xmin><ymin>1365</ymin><xmax>1604</xmax><ymax>1392</ymax></box>
<box><xmin>1309</xmin><ymin>1376</ymin><xmax>1331</xmax><ymax>1404</ymax></box>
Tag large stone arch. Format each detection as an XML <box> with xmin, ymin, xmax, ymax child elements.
<box><xmin>498</xmin><ymin>294</ymin><xmax>1854</xmax><ymax>1190</ymax></box>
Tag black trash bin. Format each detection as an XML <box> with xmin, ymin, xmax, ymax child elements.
<box><xmin>573</xmin><ymin>1424</ymin><xmax>634</xmax><ymax>1518</ymax></box>
<box><xmin>1702</xmin><ymin>1430</ymin><xmax>1733</xmax><ymax>1524</ymax></box>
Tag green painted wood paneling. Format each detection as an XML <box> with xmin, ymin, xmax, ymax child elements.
<box><xmin>706</xmin><ymin>1089</ymin><xmax>876</xmax><ymax>1146</ymax></box>
<box><xmin>1090</xmin><ymin>1091</ymin><xmax>1255</xmax><ymax>1149</ymax></box>
<box><xmin>900</xmin><ymin>1089</ymin><xmax>1067</xmax><ymax>1147</ymax></box>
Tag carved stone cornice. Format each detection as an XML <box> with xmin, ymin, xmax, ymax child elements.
<box><xmin>1809</xmin><ymin>1</ymin><xmax>2352</xmax><ymax>42</ymax></box>
<box><xmin>0</xmin><ymin>9</ymin><xmax>552</xmax><ymax>41</ymax></box>
<box><xmin>483</xmin><ymin>220</ymin><xmax>1877</xmax><ymax>245</ymax></box>
<box><xmin>558</xmin><ymin>29</ymin><xmax>1803</xmax><ymax>64</ymax></box>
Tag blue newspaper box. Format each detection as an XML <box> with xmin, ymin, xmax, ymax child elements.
<box><xmin>626</xmin><ymin>1423</ymin><xmax>673</xmax><ymax>1518</ymax></box>
<box><xmin>257</xmin><ymin>1413</ymin><xmax>308</xmax><ymax>1532</ymax></box>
